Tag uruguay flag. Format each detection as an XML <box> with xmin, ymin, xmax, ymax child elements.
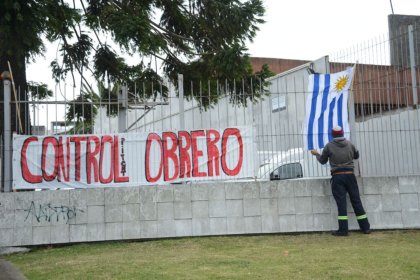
<box><xmin>303</xmin><ymin>67</ymin><xmax>354</xmax><ymax>150</ymax></box>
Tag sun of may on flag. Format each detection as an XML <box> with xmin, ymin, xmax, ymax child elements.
<box><xmin>303</xmin><ymin>67</ymin><xmax>355</xmax><ymax>150</ymax></box>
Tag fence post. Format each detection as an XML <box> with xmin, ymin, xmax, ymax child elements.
<box><xmin>2</xmin><ymin>71</ymin><xmax>12</xmax><ymax>192</ymax></box>
<box><xmin>118</xmin><ymin>85</ymin><xmax>128</xmax><ymax>133</ymax></box>
<box><xmin>178</xmin><ymin>74</ymin><xmax>185</xmax><ymax>130</ymax></box>
<box><xmin>408</xmin><ymin>25</ymin><xmax>418</xmax><ymax>107</ymax></box>
<box><xmin>348</xmin><ymin>66</ymin><xmax>357</xmax><ymax>146</ymax></box>
<box><xmin>348</xmin><ymin>66</ymin><xmax>359</xmax><ymax>175</ymax></box>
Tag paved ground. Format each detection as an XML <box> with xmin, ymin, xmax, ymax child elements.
<box><xmin>0</xmin><ymin>247</ymin><xmax>30</xmax><ymax>280</ymax></box>
<box><xmin>0</xmin><ymin>259</ymin><xmax>27</xmax><ymax>280</ymax></box>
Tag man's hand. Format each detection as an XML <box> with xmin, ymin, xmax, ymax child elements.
<box><xmin>310</xmin><ymin>150</ymin><xmax>320</xmax><ymax>156</ymax></box>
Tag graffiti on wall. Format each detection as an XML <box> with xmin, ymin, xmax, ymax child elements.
<box><xmin>24</xmin><ymin>201</ymin><xmax>84</xmax><ymax>223</ymax></box>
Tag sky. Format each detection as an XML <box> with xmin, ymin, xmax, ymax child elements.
<box><xmin>247</xmin><ymin>0</ymin><xmax>420</xmax><ymax>60</ymax></box>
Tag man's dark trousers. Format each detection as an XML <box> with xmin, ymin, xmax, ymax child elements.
<box><xmin>331</xmin><ymin>174</ymin><xmax>370</xmax><ymax>233</ymax></box>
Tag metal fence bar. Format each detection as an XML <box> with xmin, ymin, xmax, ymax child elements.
<box><xmin>178</xmin><ymin>74</ymin><xmax>185</xmax><ymax>130</ymax></box>
<box><xmin>2</xmin><ymin>73</ymin><xmax>12</xmax><ymax>192</ymax></box>
<box><xmin>409</xmin><ymin>25</ymin><xmax>419</xmax><ymax>106</ymax></box>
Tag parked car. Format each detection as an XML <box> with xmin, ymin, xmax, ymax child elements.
<box><xmin>258</xmin><ymin>148</ymin><xmax>330</xmax><ymax>180</ymax></box>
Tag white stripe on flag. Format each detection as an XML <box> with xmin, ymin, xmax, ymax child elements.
<box><xmin>303</xmin><ymin>67</ymin><xmax>354</xmax><ymax>150</ymax></box>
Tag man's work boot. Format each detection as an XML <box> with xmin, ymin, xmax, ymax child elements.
<box><xmin>331</xmin><ymin>231</ymin><xmax>348</xmax><ymax>236</ymax></box>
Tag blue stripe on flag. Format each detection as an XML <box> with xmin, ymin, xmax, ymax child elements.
<box><xmin>317</xmin><ymin>74</ymin><xmax>330</xmax><ymax>148</ymax></box>
<box><xmin>307</xmin><ymin>74</ymin><xmax>320</xmax><ymax>150</ymax></box>
<box><xmin>337</xmin><ymin>94</ymin><xmax>343</xmax><ymax>128</ymax></box>
<box><xmin>328</xmin><ymin>98</ymin><xmax>336</xmax><ymax>142</ymax></box>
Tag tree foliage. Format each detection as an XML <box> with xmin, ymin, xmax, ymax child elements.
<box><xmin>26</xmin><ymin>82</ymin><xmax>54</xmax><ymax>100</ymax></box>
<box><xmin>65</xmin><ymin>84</ymin><xmax>99</xmax><ymax>134</ymax></box>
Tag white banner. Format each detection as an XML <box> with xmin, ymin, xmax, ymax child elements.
<box><xmin>13</xmin><ymin>126</ymin><xmax>255</xmax><ymax>189</ymax></box>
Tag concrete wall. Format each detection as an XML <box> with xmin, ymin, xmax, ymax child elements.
<box><xmin>1</xmin><ymin>176</ymin><xmax>419</xmax><ymax>247</ymax></box>
<box><xmin>388</xmin><ymin>14</ymin><xmax>420</xmax><ymax>67</ymax></box>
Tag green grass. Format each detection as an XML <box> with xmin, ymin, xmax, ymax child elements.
<box><xmin>6</xmin><ymin>230</ymin><xmax>420</xmax><ymax>280</ymax></box>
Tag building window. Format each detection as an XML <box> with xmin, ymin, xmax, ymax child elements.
<box><xmin>272</xmin><ymin>95</ymin><xmax>286</xmax><ymax>112</ymax></box>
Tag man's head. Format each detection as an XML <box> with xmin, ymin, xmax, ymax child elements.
<box><xmin>332</xmin><ymin>126</ymin><xmax>344</xmax><ymax>138</ymax></box>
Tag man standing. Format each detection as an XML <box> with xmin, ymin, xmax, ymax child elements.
<box><xmin>311</xmin><ymin>126</ymin><xmax>370</xmax><ymax>236</ymax></box>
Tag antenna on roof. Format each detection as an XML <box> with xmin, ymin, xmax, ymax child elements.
<box><xmin>389</xmin><ymin>0</ymin><xmax>394</xmax><ymax>14</ymax></box>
